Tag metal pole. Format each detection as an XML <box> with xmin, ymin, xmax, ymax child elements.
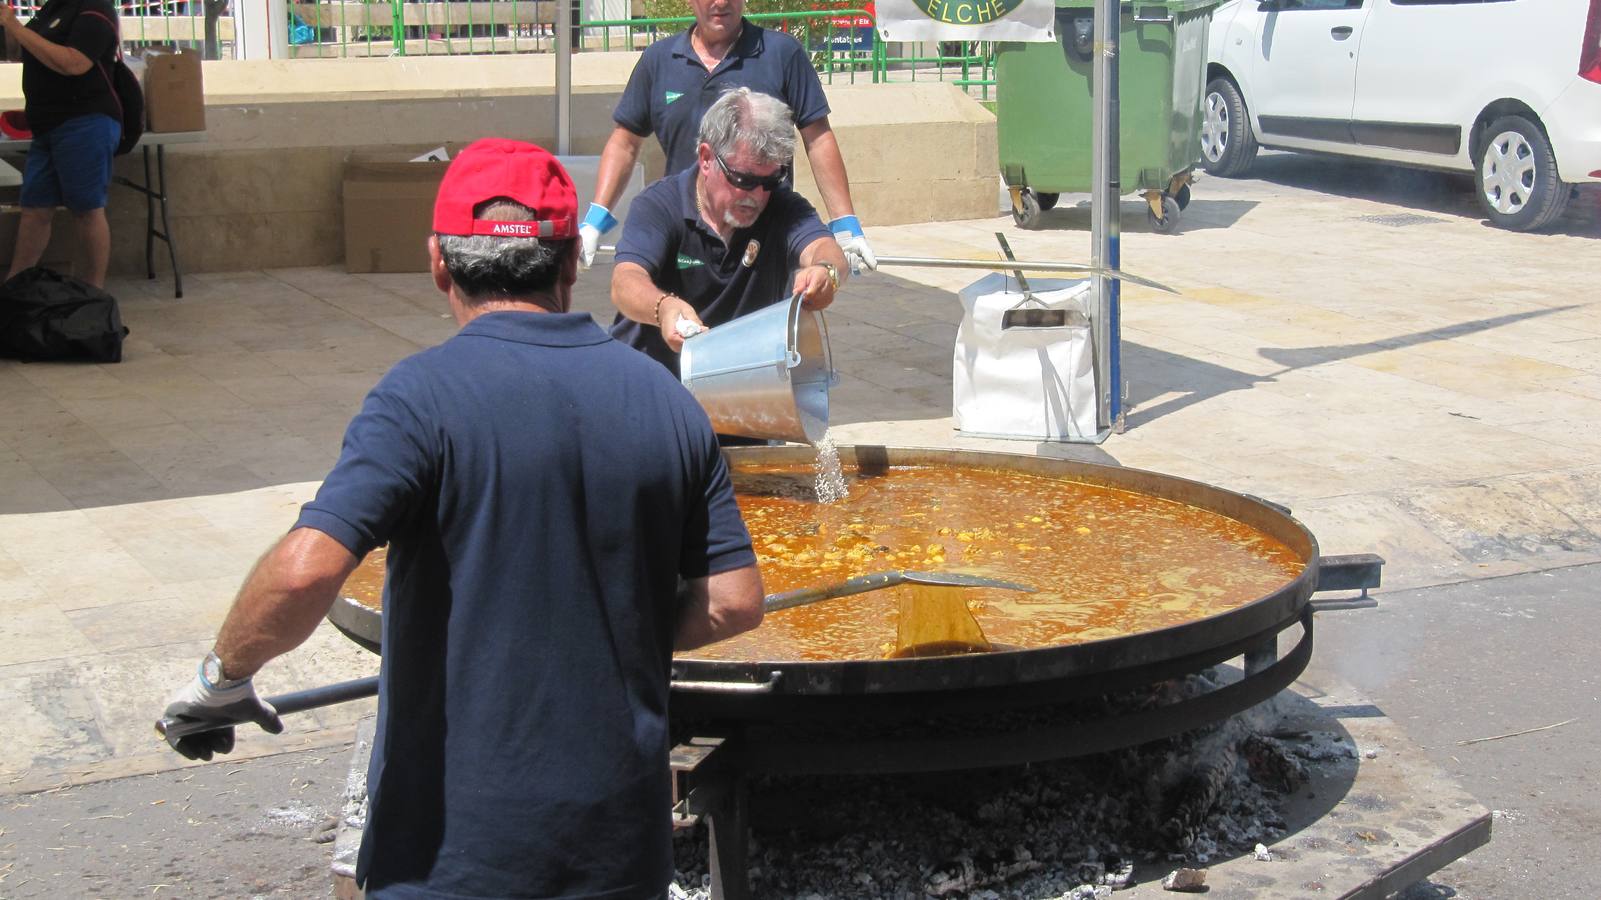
<box><xmin>1090</xmin><ymin>0</ymin><xmax>1122</xmax><ymax>433</ymax></box>
<box><xmin>555</xmin><ymin>0</ymin><xmax>574</xmax><ymax>154</ymax></box>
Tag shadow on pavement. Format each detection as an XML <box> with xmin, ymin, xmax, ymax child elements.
<box><xmin>1019</xmin><ymin>197</ymin><xmax>1259</xmax><ymax>233</ymax></box>
<box><xmin>1241</xmin><ymin>153</ymin><xmax>1601</xmax><ymax>238</ymax></box>
<box><xmin>1125</xmin><ymin>304</ymin><xmax>1576</xmax><ymax>429</ymax></box>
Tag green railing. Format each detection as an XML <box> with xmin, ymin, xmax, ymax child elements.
<box><xmin>52</xmin><ymin>0</ymin><xmax>994</xmax><ymax>97</ymax></box>
<box><xmin>581</xmin><ymin>10</ymin><xmax>996</xmax><ymax>98</ymax></box>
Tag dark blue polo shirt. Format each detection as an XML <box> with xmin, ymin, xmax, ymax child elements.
<box><xmin>293</xmin><ymin>311</ymin><xmax>755</xmax><ymax>899</ymax></box>
<box><xmin>614</xmin><ymin>20</ymin><xmax>831</xmax><ymax>176</ymax></box>
<box><xmin>609</xmin><ymin>167</ymin><xmax>832</xmax><ymax>378</ymax></box>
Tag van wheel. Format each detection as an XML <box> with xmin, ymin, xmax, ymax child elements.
<box><xmin>1476</xmin><ymin>115</ymin><xmax>1571</xmax><ymax>231</ymax></box>
<box><xmin>1201</xmin><ymin>77</ymin><xmax>1257</xmax><ymax>178</ymax></box>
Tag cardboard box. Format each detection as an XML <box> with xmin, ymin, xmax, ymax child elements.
<box><xmin>142</xmin><ymin>50</ymin><xmax>205</xmax><ymax>133</ymax></box>
<box><xmin>342</xmin><ymin>148</ymin><xmax>458</xmax><ymax>274</ymax></box>
<box><xmin>342</xmin><ymin>147</ymin><xmax>647</xmax><ymax>275</ymax></box>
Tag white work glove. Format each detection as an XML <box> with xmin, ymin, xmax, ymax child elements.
<box><xmin>160</xmin><ymin>667</ymin><xmax>282</xmax><ymax>761</ymax></box>
<box><xmin>829</xmin><ymin>215</ymin><xmax>877</xmax><ymax>274</ymax></box>
<box><xmin>580</xmin><ymin>203</ymin><xmax>619</xmax><ymax>270</ymax></box>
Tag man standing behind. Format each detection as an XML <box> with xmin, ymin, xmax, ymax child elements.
<box><xmin>1</xmin><ymin>0</ymin><xmax>121</xmax><ymax>288</ymax></box>
<box><xmin>610</xmin><ymin>88</ymin><xmax>848</xmax><ymax>378</ymax></box>
<box><xmin>159</xmin><ymin>140</ymin><xmax>764</xmax><ymax>898</ymax></box>
<box><xmin>579</xmin><ymin>0</ymin><xmax>876</xmax><ymax>274</ymax></box>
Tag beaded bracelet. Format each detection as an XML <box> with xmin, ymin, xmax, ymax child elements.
<box><xmin>653</xmin><ymin>291</ymin><xmax>675</xmax><ymax>327</ymax></box>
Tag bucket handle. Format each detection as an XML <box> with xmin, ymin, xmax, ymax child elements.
<box><xmin>784</xmin><ymin>292</ymin><xmax>805</xmax><ymax>368</ymax></box>
<box><xmin>786</xmin><ymin>291</ymin><xmax>839</xmax><ymax>386</ymax></box>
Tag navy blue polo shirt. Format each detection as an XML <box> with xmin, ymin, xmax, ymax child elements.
<box><xmin>609</xmin><ymin>167</ymin><xmax>832</xmax><ymax>377</ymax></box>
<box><xmin>293</xmin><ymin>311</ymin><xmax>755</xmax><ymax>899</ymax></box>
<box><xmin>614</xmin><ymin>20</ymin><xmax>831</xmax><ymax>176</ymax></box>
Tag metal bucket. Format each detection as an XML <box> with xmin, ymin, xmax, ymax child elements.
<box><xmin>679</xmin><ymin>293</ymin><xmax>837</xmax><ymax>444</ymax></box>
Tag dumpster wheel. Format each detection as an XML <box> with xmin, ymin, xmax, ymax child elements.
<box><xmin>1011</xmin><ymin>187</ymin><xmax>1046</xmax><ymax>230</ymax></box>
<box><xmin>1145</xmin><ymin>190</ymin><xmax>1182</xmax><ymax>234</ymax></box>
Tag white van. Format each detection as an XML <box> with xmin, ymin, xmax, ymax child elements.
<box><xmin>1202</xmin><ymin>0</ymin><xmax>1601</xmax><ymax>231</ymax></box>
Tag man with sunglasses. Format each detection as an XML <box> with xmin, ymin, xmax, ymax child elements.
<box><xmin>578</xmin><ymin>0</ymin><xmax>876</xmax><ymax>276</ymax></box>
<box><xmin>610</xmin><ymin>88</ymin><xmax>849</xmax><ymax>384</ymax></box>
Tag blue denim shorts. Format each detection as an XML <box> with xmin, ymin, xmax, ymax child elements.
<box><xmin>20</xmin><ymin>113</ymin><xmax>121</xmax><ymax>212</ymax></box>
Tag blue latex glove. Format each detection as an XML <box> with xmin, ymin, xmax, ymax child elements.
<box><xmin>829</xmin><ymin>215</ymin><xmax>876</xmax><ymax>274</ymax></box>
<box><xmin>580</xmin><ymin>203</ymin><xmax>619</xmax><ymax>269</ymax></box>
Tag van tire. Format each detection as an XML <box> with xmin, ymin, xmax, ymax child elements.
<box><xmin>1201</xmin><ymin>77</ymin><xmax>1257</xmax><ymax>178</ymax></box>
<box><xmin>1476</xmin><ymin>115</ymin><xmax>1571</xmax><ymax>231</ymax></box>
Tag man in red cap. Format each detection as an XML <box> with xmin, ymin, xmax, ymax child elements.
<box><xmin>158</xmin><ymin>138</ymin><xmax>764</xmax><ymax>898</ymax></box>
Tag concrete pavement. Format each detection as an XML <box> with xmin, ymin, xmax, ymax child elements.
<box><xmin>2</xmin><ymin>151</ymin><xmax>1598</xmax><ymax>894</ymax></box>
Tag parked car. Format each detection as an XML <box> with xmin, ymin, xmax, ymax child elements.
<box><xmin>1201</xmin><ymin>0</ymin><xmax>1601</xmax><ymax>231</ymax></box>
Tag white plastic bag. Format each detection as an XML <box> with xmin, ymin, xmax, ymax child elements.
<box><xmin>952</xmin><ymin>273</ymin><xmax>1098</xmax><ymax>442</ymax></box>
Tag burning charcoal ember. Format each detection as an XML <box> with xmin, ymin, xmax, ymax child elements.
<box><xmin>1159</xmin><ymin>745</ymin><xmax>1239</xmax><ymax>851</ymax></box>
<box><xmin>1242</xmin><ymin>733</ymin><xmax>1308</xmax><ymax>793</ymax></box>
<box><xmin>925</xmin><ymin>848</ymin><xmax>1043</xmax><ymax>896</ymax></box>
<box><xmin>1099</xmin><ymin>859</ymin><xmax>1134</xmax><ymax>887</ymax></box>
<box><xmin>1253</xmin><ymin>842</ymin><xmax>1273</xmax><ymax>861</ymax></box>
<box><xmin>667</xmin><ymin>681</ymin><xmax>1317</xmax><ymax>898</ymax></box>
<box><xmin>1161</xmin><ymin>867</ymin><xmax>1207</xmax><ymax>891</ymax></box>
<box><xmin>1290</xmin><ymin>731</ymin><xmax>1358</xmax><ymax>761</ymax></box>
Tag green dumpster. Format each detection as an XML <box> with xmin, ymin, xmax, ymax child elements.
<box><xmin>995</xmin><ymin>0</ymin><xmax>1220</xmax><ymax>233</ymax></box>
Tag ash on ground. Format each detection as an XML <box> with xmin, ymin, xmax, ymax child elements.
<box><xmin>670</xmin><ymin>671</ymin><xmax>1353</xmax><ymax>898</ymax></box>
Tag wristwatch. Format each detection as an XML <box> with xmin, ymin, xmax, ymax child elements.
<box><xmin>201</xmin><ymin>651</ymin><xmax>249</xmax><ymax>690</ymax></box>
<box><xmin>818</xmin><ymin>262</ymin><xmax>839</xmax><ymax>291</ymax></box>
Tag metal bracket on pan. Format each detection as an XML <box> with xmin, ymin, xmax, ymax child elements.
<box><xmin>1309</xmin><ymin>553</ymin><xmax>1384</xmax><ymax>611</ymax></box>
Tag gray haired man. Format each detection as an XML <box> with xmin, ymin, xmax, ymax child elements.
<box><xmin>608</xmin><ymin>87</ymin><xmax>849</xmax><ymax>379</ymax></box>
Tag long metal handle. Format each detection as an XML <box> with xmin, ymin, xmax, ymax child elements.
<box><xmin>763</xmin><ymin>571</ymin><xmax>910</xmax><ymax>614</ymax></box>
<box><xmin>155</xmin><ymin>675</ymin><xmax>380</xmax><ymax>743</ymax></box>
<box><xmin>593</xmin><ymin>246</ymin><xmax>1178</xmax><ymax>295</ymax></box>
<box><xmin>873</xmin><ymin>255</ymin><xmax>1177</xmax><ymax>295</ymax></box>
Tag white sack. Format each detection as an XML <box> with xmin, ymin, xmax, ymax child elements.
<box><xmin>953</xmin><ymin>273</ymin><xmax>1098</xmax><ymax>442</ymax></box>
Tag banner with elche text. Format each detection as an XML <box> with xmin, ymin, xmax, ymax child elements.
<box><xmin>875</xmin><ymin>0</ymin><xmax>1056</xmax><ymax>42</ymax></box>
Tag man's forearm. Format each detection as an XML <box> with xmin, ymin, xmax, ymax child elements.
<box><xmin>591</xmin><ymin>126</ymin><xmax>646</xmax><ymax>214</ymax></box>
<box><xmin>798</xmin><ymin>235</ymin><xmax>849</xmax><ymax>282</ymax></box>
<box><xmin>612</xmin><ymin>261</ymin><xmax>669</xmax><ymax>326</ymax></box>
<box><xmin>211</xmin><ymin>528</ymin><xmax>359</xmax><ymax>679</ymax></box>
<box><xmin>800</xmin><ymin>119</ymin><xmax>855</xmax><ymax>222</ymax></box>
<box><xmin>7</xmin><ymin>26</ymin><xmax>92</xmax><ymax>76</ymax></box>
<box><xmin>675</xmin><ymin>565</ymin><xmax>764</xmax><ymax>651</ymax></box>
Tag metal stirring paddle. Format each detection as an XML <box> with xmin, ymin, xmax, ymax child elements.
<box><xmin>156</xmin><ymin>571</ymin><xmax>1035</xmax><ymax>745</ymax></box>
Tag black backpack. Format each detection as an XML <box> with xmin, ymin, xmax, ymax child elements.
<box><xmin>0</xmin><ymin>267</ymin><xmax>130</xmax><ymax>363</ymax></box>
<box><xmin>81</xmin><ymin>8</ymin><xmax>142</xmax><ymax>156</ymax></box>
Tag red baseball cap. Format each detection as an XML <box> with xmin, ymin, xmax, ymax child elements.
<box><xmin>432</xmin><ymin>139</ymin><xmax>577</xmax><ymax>240</ymax></box>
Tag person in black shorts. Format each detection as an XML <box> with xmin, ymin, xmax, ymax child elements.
<box><xmin>157</xmin><ymin>140</ymin><xmax>765</xmax><ymax>898</ymax></box>
<box><xmin>2</xmin><ymin>0</ymin><xmax>122</xmax><ymax>288</ymax></box>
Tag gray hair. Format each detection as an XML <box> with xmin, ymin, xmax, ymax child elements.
<box><xmin>697</xmin><ymin>87</ymin><xmax>796</xmax><ymax>166</ymax></box>
<box><xmin>436</xmin><ymin>199</ymin><xmax>571</xmax><ymax>302</ymax></box>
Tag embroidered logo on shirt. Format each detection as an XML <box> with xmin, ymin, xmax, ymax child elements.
<box><xmin>665</xmin><ymin>91</ymin><xmax>684</xmax><ymax>105</ymax></box>
<box><xmin>741</xmin><ymin>240</ymin><xmax>760</xmax><ymax>268</ymax></box>
<box><xmin>676</xmin><ymin>253</ymin><xmax>705</xmax><ymax>269</ymax></box>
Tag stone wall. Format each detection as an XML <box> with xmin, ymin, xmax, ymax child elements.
<box><xmin>0</xmin><ymin>54</ymin><xmax>997</xmax><ymax>276</ymax></box>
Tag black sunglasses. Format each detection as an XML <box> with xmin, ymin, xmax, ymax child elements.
<box><xmin>715</xmin><ymin>153</ymin><xmax>789</xmax><ymax>192</ymax></box>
